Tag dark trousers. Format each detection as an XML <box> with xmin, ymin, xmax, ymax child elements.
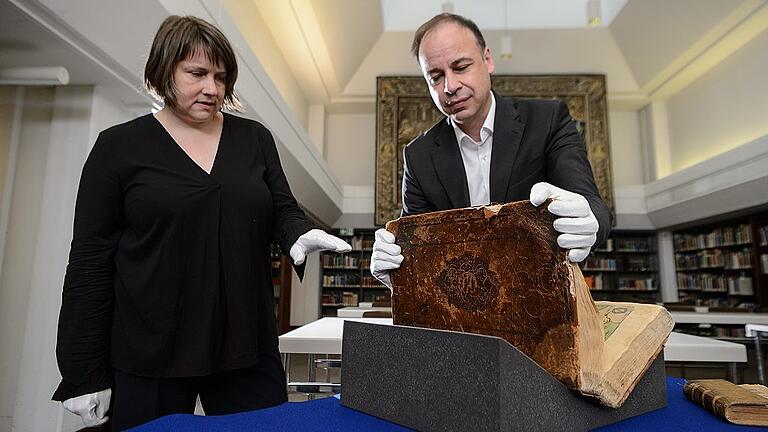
<box><xmin>105</xmin><ymin>351</ymin><xmax>287</xmax><ymax>431</ymax></box>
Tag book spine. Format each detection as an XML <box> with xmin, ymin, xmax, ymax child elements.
<box><xmin>684</xmin><ymin>382</ymin><xmax>729</xmax><ymax>419</ymax></box>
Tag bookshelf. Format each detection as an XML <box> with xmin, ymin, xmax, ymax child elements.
<box><xmin>672</xmin><ymin>215</ymin><xmax>766</xmax><ymax>310</ymax></box>
<box><xmin>320</xmin><ymin>228</ymin><xmax>390</xmax><ymax>317</ymax></box>
<box><xmin>754</xmin><ymin>212</ymin><xmax>768</xmax><ymax>307</ymax></box>
<box><xmin>582</xmin><ymin>231</ymin><xmax>660</xmax><ymax>303</ymax></box>
<box><xmin>270</xmin><ymin>244</ymin><xmax>292</xmax><ymax>334</ymax></box>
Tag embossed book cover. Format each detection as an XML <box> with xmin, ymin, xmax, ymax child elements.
<box><xmin>386</xmin><ymin>201</ymin><xmax>673</xmax><ymax>408</ymax></box>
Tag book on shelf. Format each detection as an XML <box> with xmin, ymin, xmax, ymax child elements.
<box><xmin>684</xmin><ymin>379</ymin><xmax>768</xmax><ymax>427</ymax></box>
<box><xmin>614</xmin><ymin>237</ymin><xmax>654</xmax><ymax>252</ymax></box>
<box><xmin>323</xmin><ymin>273</ymin><xmax>363</xmax><ymax>287</ymax></box>
<box><xmin>594</xmin><ymin>238</ymin><xmax>614</xmax><ymax>252</ymax></box>
<box><xmin>584</xmin><ymin>274</ymin><xmax>603</xmax><ymax>290</ymax></box>
<box><xmin>674</xmin><ymin>224</ymin><xmax>752</xmax><ymax>251</ymax></box>
<box><xmin>322</xmin><ymin>291</ymin><xmax>359</xmax><ymax>307</ymax></box>
<box><xmin>322</xmin><ymin>253</ymin><xmax>360</xmax><ymax>269</ymax></box>
<box><xmin>617</xmin><ymin>277</ymin><xmax>656</xmax><ymax>290</ymax></box>
<box><xmin>583</xmin><ymin>257</ymin><xmax>616</xmax><ymax>271</ymax></box>
<box><xmin>386</xmin><ymin>201</ymin><xmax>673</xmax><ymax>408</ymax></box>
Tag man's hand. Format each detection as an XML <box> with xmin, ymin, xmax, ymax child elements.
<box><xmin>62</xmin><ymin>388</ymin><xmax>111</xmax><ymax>427</ymax></box>
<box><xmin>530</xmin><ymin>182</ymin><xmax>598</xmax><ymax>263</ymax></box>
<box><xmin>370</xmin><ymin>228</ymin><xmax>403</xmax><ymax>290</ymax></box>
<box><xmin>290</xmin><ymin>229</ymin><xmax>352</xmax><ymax>265</ymax></box>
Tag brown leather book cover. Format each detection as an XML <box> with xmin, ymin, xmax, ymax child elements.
<box><xmin>386</xmin><ymin>201</ymin><xmax>673</xmax><ymax>408</ymax></box>
<box><xmin>684</xmin><ymin>379</ymin><xmax>768</xmax><ymax>426</ymax></box>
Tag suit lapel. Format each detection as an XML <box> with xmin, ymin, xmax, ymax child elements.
<box><xmin>431</xmin><ymin>120</ymin><xmax>470</xmax><ymax>208</ymax></box>
<box><xmin>490</xmin><ymin>92</ymin><xmax>525</xmax><ymax>203</ymax></box>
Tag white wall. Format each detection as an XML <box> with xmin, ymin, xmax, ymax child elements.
<box><xmin>0</xmin><ymin>87</ymin><xmax>14</xmax><ymax>208</ymax></box>
<box><xmin>322</xmin><ymin>107</ymin><xmax>647</xmax><ymax>228</ymax></box>
<box><xmin>0</xmin><ymin>86</ymin><xmax>55</xmax><ymax>432</ymax></box>
<box><xmin>326</xmin><ymin>111</ymin><xmax>377</xmax><ymax>187</ymax></box>
<box><xmin>290</xmin><ymin>253</ymin><xmax>321</xmax><ymax>326</ymax></box>
<box><xmin>666</xmin><ymin>30</ymin><xmax>768</xmax><ymax>173</ymax></box>
<box><xmin>608</xmin><ymin>110</ymin><xmax>644</xmax><ymax>188</ymax></box>
<box><xmin>223</xmin><ymin>0</ymin><xmax>309</xmax><ymax>128</ymax></box>
<box><xmin>608</xmin><ymin>109</ymin><xmax>654</xmax><ymax>229</ymax></box>
<box><xmin>0</xmin><ymin>85</ymin><xmax>133</xmax><ymax>432</ymax></box>
<box><xmin>344</xmin><ymin>28</ymin><xmax>640</xmax><ymax>97</ymax></box>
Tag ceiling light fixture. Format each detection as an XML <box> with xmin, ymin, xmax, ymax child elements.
<box><xmin>587</xmin><ymin>0</ymin><xmax>602</xmax><ymax>27</ymax></box>
<box><xmin>500</xmin><ymin>0</ymin><xmax>512</xmax><ymax>60</ymax></box>
<box><xmin>0</xmin><ymin>67</ymin><xmax>70</xmax><ymax>86</ymax></box>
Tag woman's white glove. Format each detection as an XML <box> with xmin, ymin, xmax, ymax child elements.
<box><xmin>530</xmin><ymin>182</ymin><xmax>599</xmax><ymax>263</ymax></box>
<box><xmin>370</xmin><ymin>228</ymin><xmax>403</xmax><ymax>290</ymax></box>
<box><xmin>290</xmin><ymin>229</ymin><xmax>352</xmax><ymax>265</ymax></box>
<box><xmin>62</xmin><ymin>388</ymin><xmax>111</xmax><ymax>427</ymax></box>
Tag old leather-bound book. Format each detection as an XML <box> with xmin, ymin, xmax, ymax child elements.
<box><xmin>684</xmin><ymin>379</ymin><xmax>768</xmax><ymax>426</ymax></box>
<box><xmin>386</xmin><ymin>201</ymin><xmax>673</xmax><ymax>408</ymax></box>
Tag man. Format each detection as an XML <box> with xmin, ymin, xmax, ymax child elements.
<box><xmin>371</xmin><ymin>13</ymin><xmax>612</xmax><ymax>288</ymax></box>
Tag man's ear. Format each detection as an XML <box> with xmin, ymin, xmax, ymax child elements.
<box><xmin>484</xmin><ymin>47</ymin><xmax>495</xmax><ymax>74</ymax></box>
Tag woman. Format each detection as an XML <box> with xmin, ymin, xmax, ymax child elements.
<box><xmin>52</xmin><ymin>15</ymin><xmax>350</xmax><ymax>430</ymax></box>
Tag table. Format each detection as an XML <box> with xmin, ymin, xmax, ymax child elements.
<box><xmin>129</xmin><ymin>377</ymin><xmax>766</xmax><ymax>431</ymax></box>
<box><xmin>279</xmin><ymin>318</ymin><xmax>391</xmax><ymax>394</ymax></box>
<box><xmin>280</xmin><ymin>318</ymin><xmax>749</xmax><ymax>389</ymax></box>
<box><xmin>280</xmin><ymin>318</ymin><xmax>746</xmax><ymax>363</ymax></box>
<box><xmin>279</xmin><ymin>317</ymin><xmax>392</xmax><ymax>355</ymax></box>
<box><xmin>746</xmin><ymin>324</ymin><xmax>768</xmax><ymax>384</ymax></box>
<box><xmin>664</xmin><ymin>331</ymin><xmax>747</xmax><ymax>362</ymax></box>
<box><xmin>336</xmin><ymin>306</ymin><xmax>392</xmax><ymax>317</ymax></box>
<box><xmin>671</xmin><ymin>312</ymin><xmax>768</xmax><ymax>325</ymax></box>
<box><xmin>664</xmin><ymin>331</ymin><xmax>747</xmax><ymax>382</ymax></box>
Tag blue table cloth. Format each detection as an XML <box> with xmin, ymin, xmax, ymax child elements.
<box><xmin>130</xmin><ymin>378</ymin><xmax>768</xmax><ymax>431</ymax></box>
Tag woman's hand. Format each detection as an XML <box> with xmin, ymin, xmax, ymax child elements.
<box><xmin>62</xmin><ymin>388</ymin><xmax>112</xmax><ymax>427</ymax></box>
<box><xmin>289</xmin><ymin>229</ymin><xmax>352</xmax><ymax>265</ymax></box>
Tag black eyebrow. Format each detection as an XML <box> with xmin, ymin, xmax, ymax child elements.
<box><xmin>450</xmin><ymin>57</ymin><xmax>473</xmax><ymax>67</ymax></box>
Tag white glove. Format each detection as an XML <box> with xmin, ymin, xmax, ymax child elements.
<box><xmin>530</xmin><ymin>182</ymin><xmax>599</xmax><ymax>263</ymax></box>
<box><xmin>62</xmin><ymin>388</ymin><xmax>111</xmax><ymax>427</ymax></box>
<box><xmin>370</xmin><ymin>228</ymin><xmax>403</xmax><ymax>290</ymax></box>
<box><xmin>290</xmin><ymin>229</ymin><xmax>352</xmax><ymax>265</ymax></box>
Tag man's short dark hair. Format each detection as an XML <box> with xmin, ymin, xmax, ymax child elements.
<box><xmin>144</xmin><ymin>15</ymin><xmax>241</xmax><ymax>111</ymax></box>
<box><xmin>411</xmin><ymin>13</ymin><xmax>487</xmax><ymax>57</ymax></box>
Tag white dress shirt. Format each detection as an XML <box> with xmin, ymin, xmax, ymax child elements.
<box><xmin>450</xmin><ymin>92</ymin><xmax>496</xmax><ymax>207</ymax></box>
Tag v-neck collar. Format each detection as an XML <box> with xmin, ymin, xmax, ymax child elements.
<box><xmin>151</xmin><ymin>112</ymin><xmax>226</xmax><ymax>178</ymax></box>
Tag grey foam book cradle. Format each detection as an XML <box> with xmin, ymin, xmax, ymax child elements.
<box><xmin>341</xmin><ymin>321</ymin><xmax>667</xmax><ymax>432</ymax></box>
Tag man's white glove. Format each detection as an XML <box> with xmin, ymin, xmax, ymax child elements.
<box><xmin>370</xmin><ymin>228</ymin><xmax>403</xmax><ymax>290</ymax></box>
<box><xmin>290</xmin><ymin>229</ymin><xmax>352</xmax><ymax>265</ymax></box>
<box><xmin>530</xmin><ymin>182</ymin><xmax>599</xmax><ymax>263</ymax></box>
<box><xmin>62</xmin><ymin>388</ymin><xmax>111</xmax><ymax>427</ymax></box>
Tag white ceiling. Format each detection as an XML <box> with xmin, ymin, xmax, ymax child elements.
<box><xmin>1</xmin><ymin>0</ymin><xmax>761</xmax><ymax>115</ymax></box>
<box><xmin>381</xmin><ymin>0</ymin><xmax>631</xmax><ymax>30</ymax></box>
<box><xmin>0</xmin><ymin>0</ymin><xmax>148</xmax><ymax>105</ymax></box>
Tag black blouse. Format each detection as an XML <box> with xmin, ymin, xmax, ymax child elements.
<box><xmin>53</xmin><ymin>113</ymin><xmax>313</xmax><ymax>401</ymax></box>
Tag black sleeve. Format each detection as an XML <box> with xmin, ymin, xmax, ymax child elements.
<box><xmin>259</xmin><ymin>126</ymin><xmax>314</xmax><ymax>279</ymax></box>
<box><xmin>401</xmin><ymin>144</ymin><xmax>433</xmax><ymax>217</ymax></box>
<box><xmin>53</xmin><ymin>131</ymin><xmax>123</xmax><ymax>401</ymax></box>
<box><xmin>545</xmin><ymin>100</ymin><xmax>613</xmax><ymax>247</ymax></box>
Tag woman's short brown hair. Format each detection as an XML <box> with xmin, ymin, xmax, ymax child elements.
<box><xmin>144</xmin><ymin>15</ymin><xmax>241</xmax><ymax>111</ymax></box>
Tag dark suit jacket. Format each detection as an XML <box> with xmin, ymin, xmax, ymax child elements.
<box><xmin>401</xmin><ymin>91</ymin><xmax>612</xmax><ymax>247</ymax></box>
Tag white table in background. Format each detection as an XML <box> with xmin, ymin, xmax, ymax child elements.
<box><xmin>664</xmin><ymin>331</ymin><xmax>747</xmax><ymax>381</ymax></box>
<box><xmin>279</xmin><ymin>317</ymin><xmax>392</xmax><ymax>393</ymax></box>
<box><xmin>336</xmin><ymin>307</ymin><xmax>392</xmax><ymax>318</ymax></box>
<box><xmin>280</xmin><ymin>318</ymin><xmax>747</xmax><ymax>380</ymax></box>
<box><xmin>664</xmin><ymin>332</ymin><xmax>746</xmax><ymax>362</ymax></box>
<box><xmin>670</xmin><ymin>312</ymin><xmax>768</xmax><ymax>325</ymax></box>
